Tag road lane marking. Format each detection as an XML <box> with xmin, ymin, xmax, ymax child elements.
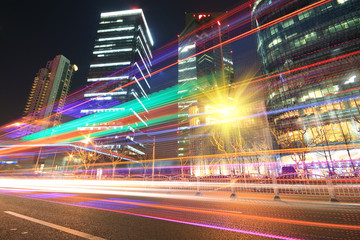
<box><xmin>4</xmin><ymin>211</ymin><xmax>106</xmax><ymax>240</ymax></box>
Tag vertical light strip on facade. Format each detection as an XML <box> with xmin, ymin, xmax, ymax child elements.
<box><xmin>132</xmin><ymin>76</ymin><xmax>148</xmax><ymax>99</ymax></box>
<box><xmin>131</xmin><ymin>91</ymin><xmax>149</xmax><ymax>113</ymax></box>
<box><xmin>137</xmin><ymin>36</ymin><xmax>153</xmax><ymax>59</ymax></box>
<box><xmin>137</xmin><ymin>27</ymin><xmax>153</xmax><ymax>59</ymax></box>
<box><xmin>130</xmin><ymin>108</ymin><xmax>148</xmax><ymax>126</ymax></box>
<box><xmin>137</xmin><ymin>26</ymin><xmax>153</xmax><ymax>66</ymax></box>
<box><xmin>136</xmin><ymin>49</ymin><xmax>151</xmax><ymax>76</ymax></box>
<box><xmin>135</xmin><ymin>62</ymin><xmax>150</xmax><ymax>88</ymax></box>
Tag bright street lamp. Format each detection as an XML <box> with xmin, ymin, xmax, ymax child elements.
<box><xmin>81</xmin><ymin>136</ymin><xmax>92</xmax><ymax>145</ymax></box>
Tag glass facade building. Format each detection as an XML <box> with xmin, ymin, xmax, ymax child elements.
<box><xmin>81</xmin><ymin>9</ymin><xmax>153</xmax><ymax>157</ymax></box>
<box><xmin>83</xmin><ymin>9</ymin><xmax>153</xmax><ymax>115</ymax></box>
<box><xmin>177</xmin><ymin>13</ymin><xmax>234</xmax><ymax>159</ymax></box>
<box><xmin>252</xmin><ymin>0</ymin><xmax>360</xmax><ymax>173</ymax></box>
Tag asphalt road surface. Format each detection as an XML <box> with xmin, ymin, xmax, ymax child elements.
<box><xmin>0</xmin><ymin>184</ymin><xmax>360</xmax><ymax>240</ymax></box>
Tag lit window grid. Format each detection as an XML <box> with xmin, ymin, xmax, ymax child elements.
<box><xmin>100</xmin><ymin>9</ymin><xmax>154</xmax><ymax>46</ymax></box>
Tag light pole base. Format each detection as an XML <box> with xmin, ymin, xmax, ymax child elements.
<box><xmin>230</xmin><ymin>193</ymin><xmax>237</xmax><ymax>199</ymax></box>
<box><xmin>330</xmin><ymin>197</ymin><xmax>339</xmax><ymax>203</ymax></box>
<box><xmin>195</xmin><ymin>192</ymin><xmax>201</xmax><ymax>196</ymax></box>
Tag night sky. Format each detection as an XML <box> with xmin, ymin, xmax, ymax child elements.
<box><xmin>0</xmin><ymin>0</ymin><xmax>255</xmax><ymax>126</ymax></box>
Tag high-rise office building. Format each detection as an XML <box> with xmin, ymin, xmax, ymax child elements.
<box><xmin>177</xmin><ymin>13</ymin><xmax>235</xmax><ymax>175</ymax></box>
<box><xmin>81</xmin><ymin>9</ymin><xmax>153</xmax><ymax>156</ymax></box>
<box><xmin>24</xmin><ymin>55</ymin><xmax>77</xmax><ymax>133</ymax></box>
<box><xmin>252</xmin><ymin>0</ymin><xmax>360</xmax><ymax>172</ymax></box>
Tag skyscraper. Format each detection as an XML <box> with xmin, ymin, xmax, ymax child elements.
<box><xmin>82</xmin><ymin>9</ymin><xmax>153</xmax><ymax>114</ymax></box>
<box><xmin>252</xmin><ymin>0</ymin><xmax>360</xmax><ymax>173</ymax></box>
<box><xmin>24</xmin><ymin>55</ymin><xmax>77</xmax><ymax>134</ymax></box>
<box><xmin>177</xmin><ymin>13</ymin><xmax>236</xmax><ymax>175</ymax></box>
<box><xmin>81</xmin><ymin>9</ymin><xmax>154</xmax><ymax>156</ymax></box>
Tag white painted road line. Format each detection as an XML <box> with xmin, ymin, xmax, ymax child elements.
<box><xmin>4</xmin><ymin>211</ymin><xmax>106</xmax><ymax>240</ymax></box>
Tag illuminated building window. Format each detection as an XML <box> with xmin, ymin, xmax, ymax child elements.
<box><xmin>268</xmin><ymin>38</ymin><xmax>282</xmax><ymax>48</ymax></box>
<box><xmin>350</xmin><ymin>99</ymin><xmax>360</xmax><ymax>108</ymax></box>
<box><xmin>190</xmin><ymin>117</ymin><xmax>200</xmax><ymax>126</ymax></box>
<box><xmin>282</xmin><ymin>18</ymin><xmax>294</xmax><ymax>28</ymax></box>
<box><xmin>298</xmin><ymin>10</ymin><xmax>313</xmax><ymax>20</ymax></box>
<box><xmin>189</xmin><ymin>106</ymin><xmax>199</xmax><ymax>115</ymax></box>
<box><xmin>206</xmin><ymin>117</ymin><xmax>217</xmax><ymax>125</ymax></box>
<box><xmin>205</xmin><ymin>104</ymin><xmax>216</xmax><ymax>113</ymax></box>
<box><xmin>270</xmin><ymin>26</ymin><xmax>278</xmax><ymax>35</ymax></box>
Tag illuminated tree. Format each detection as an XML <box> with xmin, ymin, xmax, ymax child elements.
<box><xmin>179</xmin><ymin>157</ymin><xmax>189</xmax><ymax>177</ymax></box>
<box><xmin>137</xmin><ymin>153</ymin><xmax>151</xmax><ymax>177</ymax></box>
<box><xmin>72</xmin><ymin>143</ymin><xmax>102</xmax><ymax>176</ymax></box>
<box><xmin>271</xmin><ymin>127</ymin><xmax>308</xmax><ymax>173</ymax></box>
<box><xmin>108</xmin><ymin>149</ymin><xmax>123</xmax><ymax>179</ymax></box>
<box><xmin>211</xmin><ymin>119</ymin><xmax>246</xmax><ymax>176</ymax></box>
<box><xmin>270</xmin><ymin>122</ymin><xmax>331</xmax><ymax>174</ymax></box>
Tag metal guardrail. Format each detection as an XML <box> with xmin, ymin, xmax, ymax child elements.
<box><xmin>2</xmin><ymin>171</ymin><xmax>359</xmax><ymax>202</ymax></box>
<box><xmin>114</xmin><ymin>172</ymin><xmax>360</xmax><ymax>202</ymax></box>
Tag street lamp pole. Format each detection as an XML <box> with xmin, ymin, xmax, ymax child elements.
<box><xmin>34</xmin><ymin>146</ymin><xmax>42</xmax><ymax>172</ymax></box>
<box><xmin>217</xmin><ymin>20</ymin><xmax>225</xmax><ymax>87</ymax></box>
<box><xmin>152</xmin><ymin>136</ymin><xmax>156</xmax><ymax>180</ymax></box>
<box><xmin>51</xmin><ymin>152</ymin><xmax>57</xmax><ymax>173</ymax></box>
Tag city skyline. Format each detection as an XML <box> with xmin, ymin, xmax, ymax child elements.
<box><xmin>0</xmin><ymin>1</ymin><xmax>360</xmax><ymax>239</ymax></box>
<box><xmin>0</xmin><ymin>0</ymin><xmax>246</xmax><ymax>126</ymax></box>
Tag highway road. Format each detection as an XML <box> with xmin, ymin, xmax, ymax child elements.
<box><xmin>0</xmin><ymin>181</ymin><xmax>360</xmax><ymax>240</ymax></box>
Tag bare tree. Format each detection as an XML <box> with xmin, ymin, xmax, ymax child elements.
<box><xmin>270</xmin><ymin>119</ymin><xmax>339</xmax><ymax>175</ymax></box>
<box><xmin>106</xmin><ymin>149</ymin><xmax>123</xmax><ymax>179</ymax></box>
<box><xmin>271</xmin><ymin>127</ymin><xmax>317</xmax><ymax>173</ymax></box>
<box><xmin>211</xmin><ymin>122</ymin><xmax>246</xmax><ymax>177</ymax></box>
<box><xmin>179</xmin><ymin>157</ymin><xmax>190</xmax><ymax>177</ymax></box>
<box><xmin>72</xmin><ymin>145</ymin><xmax>100</xmax><ymax>176</ymax></box>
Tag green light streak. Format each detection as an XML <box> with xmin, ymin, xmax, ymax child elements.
<box><xmin>23</xmin><ymin>82</ymin><xmax>198</xmax><ymax>142</ymax></box>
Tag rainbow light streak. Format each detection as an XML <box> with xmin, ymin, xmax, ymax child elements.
<box><xmin>0</xmin><ymin>184</ymin><xmax>301</xmax><ymax>240</ymax></box>
<box><xmin>21</xmin><ymin>84</ymin><xmax>187</xmax><ymax>142</ymax></box>
<box><xmin>14</xmin><ymin>0</ymin><xmax>306</xmax><ymax>128</ymax></box>
<box><xmin>1</xmin><ymin>0</ymin><xmax>329</xmax><ymax>138</ymax></box>
<box><xmin>2</xmin><ymin>179</ymin><xmax>360</xmax><ymax>239</ymax></box>
<box><xmin>0</xmin><ymin>0</ymin><xmax>358</xmax><ymax>186</ymax></box>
